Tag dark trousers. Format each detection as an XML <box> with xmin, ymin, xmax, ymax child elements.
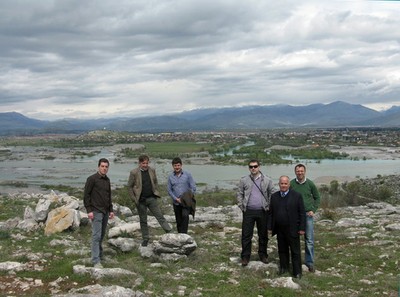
<box><xmin>241</xmin><ymin>209</ymin><xmax>268</xmax><ymax>260</ymax></box>
<box><xmin>137</xmin><ymin>196</ymin><xmax>172</xmax><ymax>240</ymax></box>
<box><xmin>276</xmin><ymin>224</ymin><xmax>302</xmax><ymax>276</ymax></box>
<box><xmin>173</xmin><ymin>204</ymin><xmax>190</xmax><ymax>233</ymax></box>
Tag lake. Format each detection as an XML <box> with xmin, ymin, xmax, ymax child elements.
<box><xmin>1</xmin><ymin>145</ymin><xmax>400</xmax><ymax>194</ymax></box>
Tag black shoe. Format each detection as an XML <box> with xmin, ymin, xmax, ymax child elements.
<box><xmin>141</xmin><ymin>240</ymin><xmax>149</xmax><ymax>247</ymax></box>
<box><xmin>278</xmin><ymin>268</ymin><xmax>288</xmax><ymax>275</ymax></box>
<box><xmin>293</xmin><ymin>273</ymin><xmax>302</xmax><ymax>279</ymax></box>
<box><xmin>241</xmin><ymin>258</ymin><xmax>249</xmax><ymax>267</ymax></box>
<box><xmin>308</xmin><ymin>265</ymin><xmax>315</xmax><ymax>273</ymax></box>
<box><xmin>259</xmin><ymin>255</ymin><xmax>268</xmax><ymax>264</ymax></box>
<box><xmin>165</xmin><ymin>229</ymin><xmax>172</xmax><ymax>233</ymax></box>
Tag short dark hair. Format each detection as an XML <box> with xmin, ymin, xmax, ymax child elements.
<box><xmin>98</xmin><ymin>158</ymin><xmax>109</xmax><ymax>167</ymax></box>
<box><xmin>248</xmin><ymin>159</ymin><xmax>260</xmax><ymax>166</ymax></box>
<box><xmin>295</xmin><ymin>163</ymin><xmax>306</xmax><ymax>170</ymax></box>
<box><xmin>138</xmin><ymin>154</ymin><xmax>149</xmax><ymax>163</ymax></box>
<box><xmin>172</xmin><ymin>157</ymin><xmax>182</xmax><ymax>165</ymax></box>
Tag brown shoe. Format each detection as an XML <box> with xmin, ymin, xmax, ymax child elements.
<box><xmin>241</xmin><ymin>258</ymin><xmax>249</xmax><ymax>267</ymax></box>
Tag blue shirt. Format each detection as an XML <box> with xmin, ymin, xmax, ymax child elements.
<box><xmin>167</xmin><ymin>170</ymin><xmax>196</xmax><ymax>205</ymax></box>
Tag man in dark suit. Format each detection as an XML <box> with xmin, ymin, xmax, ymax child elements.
<box><xmin>268</xmin><ymin>175</ymin><xmax>306</xmax><ymax>278</ymax></box>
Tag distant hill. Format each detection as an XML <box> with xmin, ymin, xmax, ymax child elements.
<box><xmin>0</xmin><ymin>101</ymin><xmax>399</xmax><ymax>135</ymax></box>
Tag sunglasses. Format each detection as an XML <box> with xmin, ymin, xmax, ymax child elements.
<box><xmin>249</xmin><ymin>165</ymin><xmax>259</xmax><ymax>169</ymax></box>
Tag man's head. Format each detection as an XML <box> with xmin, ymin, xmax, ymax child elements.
<box><xmin>279</xmin><ymin>175</ymin><xmax>290</xmax><ymax>192</ymax></box>
<box><xmin>248</xmin><ymin>159</ymin><xmax>260</xmax><ymax>176</ymax></box>
<box><xmin>138</xmin><ymin>154</ymin><xmax>150</xmax><ymax>171</ymax></box>
<box><xmin>97</xmin><ymin>158</ymin><xmax>109</xmax><ymax>176</ymax></box>
<box><xmin>294</xmin><ymin>163</ymin><xmax>306</xmax><ymax>182</ymax></box>
<box><xmin>172</xmin><ymin>157</ymin><xmax>183</xmax><ymax>174</ymax></box>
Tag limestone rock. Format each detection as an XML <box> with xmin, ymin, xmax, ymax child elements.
<box><xmin>44</xmin><ymin>208</ymin><xmax>79</xmax><ymax>235</ymax></box>
<box><xmin>153</xmin><ymin>233</ymin><xmax>197</xmax><ymax>255</ymax></box>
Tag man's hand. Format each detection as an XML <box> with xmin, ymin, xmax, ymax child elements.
<box><xmin>299</xmin><ymin>230</ymin><xmax>305</xmax><ymax>235</ymax></box>
<box><xmin>88</xmin><ymin>212</ymin><xmax>94</xmax><ymax>220</ymax></box>
<box><xmin>109</xmin><ymin>212</ymin><xmax>115</xmax><ymax>219</ymax></box>
<box><xmin>176</xmin><ymin>197</ymin><xmax>181</xmax><ymax>204</ymax></box>
<box><xmin>307</xmin><ymin>211</ymin><xmax>314</xmax><ymax>217</ymax></box>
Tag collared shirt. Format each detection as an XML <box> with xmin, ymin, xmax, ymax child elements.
<box><xmin>280</xmin><ymin>190</ymin><xmax>289</xmax><ymax>197</ymax></box>
<box><xmin>84</xmin><ymin>172</ymin><xmax>113</xmax><ymax>214</ymax></box>
<box><xmin>295</xmin><ymin>177</ymin><xmax>307</xmax><ymax>184</ymax></box>
<box><xmin>167</xmin><ymin>170</ymin><xmax>196</xmax><ymax>205</ymax></box>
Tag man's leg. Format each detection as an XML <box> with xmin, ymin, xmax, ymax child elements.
<box><xmin>304</xmin><ymin>215</ymin><xmax>315</xmax><ymax>268</ymax></box>
<box><xmin>91</xmin><ymin>211</ymin><xmax>104</xmax><ymax>265</ymax></box>
<box><xmin>137</xmin><ymin>201</ymin><xmax>150</xmax><ymax>241</ymax></box>
<box><xmin>180</xmin><ymin>206</ymin><xmax>190</xmax><ymax>234</ymax></box>
<box><xmin>173</xmin><ymin>204</ymin><xmax>183</xmax><ymax>233</ymax></box>
<box><xmin>289</xmin><ymin>235</ymin><xmax>302</xmax><ymax>277</ymax></box>
<box><xmin>276</xmin><ymin>226</ymin><xmax>290</xmax><ymax>274</ymax></box>
<box><xmin>147</xmin><ymin>197</ymin><xmax>172</xmax><ymax>232</ymax></box>
<box><xmin>255</xmin><ymin>210</ymin><xmax>268</xmax><ymax>259</ymax></box>
<box><xmin>241</xmin><ymin>209</ymin><xmax>256</xmax><ymax>260</ymax></box>
<box><xmin>99</xmin><ymin>211</ymin><xmax>109</xmax><ymax>260</ymax></box>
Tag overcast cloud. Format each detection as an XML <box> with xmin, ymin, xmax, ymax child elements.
<box><xmin>0</xmin><ymin>0</ymin><xmax>399</xmax><ymax>120</ymax></box>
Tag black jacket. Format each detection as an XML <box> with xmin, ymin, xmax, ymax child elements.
<box><xmin>180</xmin><ymin>191</ymin><xmax>196</xmax><ymax>218</ymax></box>
<box><xmin>268</xmin><ymin>189</ymin><xmax>306</xmax><ymax>237</ymax></box>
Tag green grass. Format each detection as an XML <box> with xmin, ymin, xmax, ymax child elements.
<box><xmin>1</xmin><ymin>188</ymin><xmax>400</xmax><ymax>296</ymax></box>
<box><xmin>119</xmin><ymin>141</ymin><xmax>217</xmax><ymax>160</ymax></box>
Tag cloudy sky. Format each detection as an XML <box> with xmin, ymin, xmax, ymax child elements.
<box><xmin>1</xmin><ymin>0</ymin><xmax>399</xmax><ymax>120</ymax></box>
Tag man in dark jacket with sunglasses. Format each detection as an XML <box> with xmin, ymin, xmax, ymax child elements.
<box><xmin>237</xmin><ymin>159</ymin><xmax>277</xmax><ymax>267</ymax></box>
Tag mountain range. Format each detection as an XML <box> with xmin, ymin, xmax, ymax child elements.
<box><xmin>1</xmin><ymin>101</ymin><xmax>399</xmax><ymax>135</ymax></box>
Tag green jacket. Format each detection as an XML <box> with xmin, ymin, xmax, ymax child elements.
<box><xmin>290</xmin><ymin>178</ymin><xmax>320</xmax><ymax>213</ymax></box>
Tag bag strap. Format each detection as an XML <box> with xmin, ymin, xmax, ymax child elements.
<box><xmin>250</xmin><ymin>176</ymin><xmax>266</xmax><ymax>198</ymax></box>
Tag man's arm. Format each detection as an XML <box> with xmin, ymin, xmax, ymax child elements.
<box><xmin>167</xmin><ymin>176</ymin><xmax>178</xmax><ymax>202</ymax></box>
<box><xmin>298</xmin><ymin>193</ymin><xmax>306</xmax><ymax>233</ymax></box>
<box><xmin>236</xmin><ymin>178</ymin><xmax>245</xmax><ymax>211</ymax></box>
<box><xmin>83</xmin><ymin>176</ymin><xmax>94</xmax><ymax>213</ymax></box>
<box><xmin>310</xmin><ymin>181</ymin><xmax>321</xmax><ymax>213</ymax></box>
<box><xmin>127</xmin><ymin>171</ymin><xmax>136</xmax><ymax>200</ymax></box>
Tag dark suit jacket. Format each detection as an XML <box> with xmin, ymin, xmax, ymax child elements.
<box><xmin>268</xmin><ymin>190</ymin><xmax>306</xmax><ymax>238</ymax></box>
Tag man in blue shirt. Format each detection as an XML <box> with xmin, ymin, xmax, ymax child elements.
<box><xmin>167</xmin><ymin>157</ymin><xmax>196</xmax><ymax>234</ymax></box>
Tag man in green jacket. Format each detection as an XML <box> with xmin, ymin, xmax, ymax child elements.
<box><xmin>290</xmin><ymin>163</ymin><xmax>320</xmax><ymax>273</ymax></box>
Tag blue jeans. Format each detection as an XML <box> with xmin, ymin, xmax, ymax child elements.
<box><xmin>304</xmin><ymin>214</ymin><xmax>314</xmax><ymax>267</ymax></box>
<box><xmin>91</xmin><ymin>211</ymin><xmax>109</xmax><ymax>265</ymax></box>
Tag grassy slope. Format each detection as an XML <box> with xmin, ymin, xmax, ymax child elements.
<box><xmin>0</xmin><ymin>194</ymin><xmax>399</xmax><ymax>296</ymax></box>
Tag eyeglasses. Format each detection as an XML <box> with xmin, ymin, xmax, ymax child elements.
<box><xmin>248</xmin><ymin>165</ymin><xmax>259</xmax><ymax>169</ymax></box>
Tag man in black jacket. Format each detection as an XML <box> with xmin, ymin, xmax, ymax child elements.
<box><xmin>84</xmin><ymin>158</ymin><xmax>114</xmax><ymax>268</ymax></box>
<box><xmin>268</xmin><ymin>175</ymin><xmax>305</xmax><ymax>278</ymax></box>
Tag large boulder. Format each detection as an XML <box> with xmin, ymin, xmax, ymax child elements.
<box><xmin>45</xmin><ymin>208</ymin><xmax>80</xmax><ymax>235</ymax></box>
